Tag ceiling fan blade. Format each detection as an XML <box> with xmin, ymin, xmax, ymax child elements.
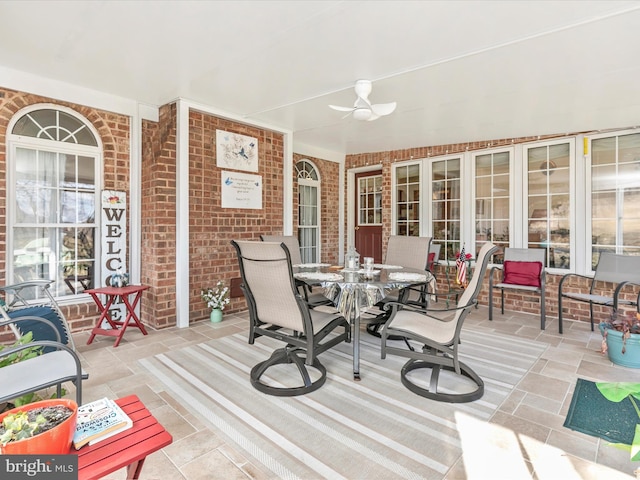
<box><xmin>329</xmin><ymin>104</ymin><xmax>355</xmax><ymax>112</ymax></box>
<box><xmin>370</xmin><ymin>102</ymin><xmax>397</xmax><ymax>117</ymax></box>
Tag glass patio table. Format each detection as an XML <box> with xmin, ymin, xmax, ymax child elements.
<box><xmin>294</xmin><ymin>264</ymin><xmax>434</xmax><ymax>380</ymax></box>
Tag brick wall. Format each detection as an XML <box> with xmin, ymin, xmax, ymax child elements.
<box><xmin>187</xmin><ymin>111</ymin><xmax>284</xmax><ymax>322</ymax></box>
<box><xmin>0</xmin><ymin>87</ymin><xmax>130</xmax><ymax>333</ymax></box>
<box><xmin>141</xmin><ymin>103</ymin><xmax>177</xmax><ymax>329</ymax></box>
<box><xmin>341</xmin><ymin>133</ymin><xmax>620</xmax><ymax>329</ymax></box>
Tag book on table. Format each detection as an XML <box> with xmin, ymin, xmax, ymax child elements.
<box><xmin>73</xmin><ymin>397</ymin><xmax>133</xmax><ymax>449</ymax></box>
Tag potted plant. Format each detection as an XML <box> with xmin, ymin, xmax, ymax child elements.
<box><xmin>0</xmin><ymin>398</ymin><xmax>78</xmax><ymax>454</ymax></box>
<box><xmin>201</xmin><ymin>281</ymin><xmax>230</xmax><ymax>323</ymax></box>
<box><xmin>599</xmin><ymin>310</ymin><xmax>640</xmax><ymax>368</ymax></box>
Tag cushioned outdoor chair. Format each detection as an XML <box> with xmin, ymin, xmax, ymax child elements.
<box><xmin>488</xmin><ymin>248</ymin><xmax>546</xmax><ymax>330</ymax></box>
<box><xmin>365</xmin><ymin>235</ymin><xmax>433</xmax><ymax>337</ymax></box>
<box><xmin>0</xmin><ymin>315</ymin><xmax>84</xmax><ymax>405</ymax></box>
<box><xmin>380</xmin><ymin>242</ymin><xmax>499</xmax><ymax>403</ymax></box>
<box><xmin>0</xmin><ymin>280</ymin><xmax>87</xmax><ymax>403</ymax></box>
<box><xmin>260</xmin><ymin>234</ymin><xmax>333</xmax><ymax>308</ymax></box>
<box><xmin>231</xmin><ymin>240</ymin><xmax>350</xmax><ymax>396</ymax></box>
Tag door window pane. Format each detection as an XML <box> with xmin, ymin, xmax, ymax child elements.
<box><xmin>394</xmin><ymin>164</ymin><xmax>419</xmax><ymax>236</ymax></box>
<box><xmin>432</xmin><ymin>158</ymin><xmax>461</xmax><ymax>260</ymax></box>
<box><xmin>591</xmin><ymin>133</ymin><xmax>640</xmax><ymax>265</ymax></box>
<box><xmin>475</xmin><ymin>151</ymin><xmax>510</xmax><ymax>254</ymax></box>
<box><xmin>527</xmin><ymin>142</ymin><xmax>570</xmax><ymax>269</ymax></box>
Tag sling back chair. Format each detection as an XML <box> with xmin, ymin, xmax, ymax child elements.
<box><xmin>260</xmin><ymin>234</ymin><xmax>334</xmax><ymax>308</ymax></box>
<box><xmin>380</xmin><ymin>242</ymin><xmax>499</xmax><ymax>403</ymax></box>
<box><xmin>365</xmin><ymin>235</ymin><xmax>433</xmax><ymax>337</ymax></box>
<box><xmin>558</xmin><ymin>251</ymin><xmax>640</xmax><ymax>333</ymax></box>
<box><xmin>232</xmin><ymin>240</ymin><xmax>350</xmax><ymax>396</ymax></box>
<box><xmin>488</xmin><ymin>248</ymin><xmax>546</xmax><ymax>330</ymax></box>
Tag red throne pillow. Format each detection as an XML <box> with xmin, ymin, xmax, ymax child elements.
<box><xmin>428</xmin><ymin>252</ymin><xmax>435</xmax><ymax>266</ymax></box>
<box><xmin>503</xmin><ymin>260</ymin><xmax>542</xmax><ymax>287</ymax></box>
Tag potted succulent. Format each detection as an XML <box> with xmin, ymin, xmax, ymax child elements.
<box><xmin>201</xmin><ymin>281</ymin><xmax>230</xmax><ymax>323</ymax></box>
<box><xmin>599</xmin><ymin>310</ymin><xmax>640</xmax><ymax>369</ymax></box>
<box><xmin>0</xmin><ymin>398</ymin><xmax>78</xmax><ymax>454</ymax></box>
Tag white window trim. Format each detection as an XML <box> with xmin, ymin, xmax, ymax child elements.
<box><xmin>297</xmin><ymin>159</ymin><xmax>322</xmax><ymax>262</ymax></box>
<box><xmin>7</xmin><ymin>104</ymin><xmax>103</xmax><ymax>303</ymax></box>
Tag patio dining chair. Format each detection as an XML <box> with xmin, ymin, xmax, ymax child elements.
<box><xmin>260</xmin><ymin>234</ymin><xmax>333</xmax><ymax>308</ymax></box>
<box><xmin>380</xmin><ymin>242</ymin><xmax>499</xmax><ymax>403</ymax></box>
<box><xmin>231</xmin><ymin>240</ymin><xmax>349</xmax><ymax>396</ymax></box>
<box><xmin>365</xmin><ymin>235</ymin><xmax>433</xmax><ymax>337</ymax></box>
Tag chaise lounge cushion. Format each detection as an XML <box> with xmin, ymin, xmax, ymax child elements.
<box><xmin>503</xmin><ymin>260</ymin><xmax>542</xmax><ymax>288</ymax></box>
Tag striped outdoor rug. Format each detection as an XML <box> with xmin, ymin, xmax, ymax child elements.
<box><xmin>139</xmin><ymin>326</ymin><xmax>547</xmax><ymax>480</ymax></box>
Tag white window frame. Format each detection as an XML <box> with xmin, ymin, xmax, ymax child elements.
<box><xmin>521</xmin><ymin>138</ymin><xmax>576</xmax><ymax>275</ymax></box>
<box><xmin>7</xmin><ymin>104</ymin><xmax>103</xmax><ymax>302</ymax></box>
<box><xmin>296</xmin><ymin>159</ymin><xmax>321</xmax><ymax>263</ymax></box>
<box><xmin>391</xmin><ymin>159</ymin><xmax>423</xmax><ymax>236</ymax></box>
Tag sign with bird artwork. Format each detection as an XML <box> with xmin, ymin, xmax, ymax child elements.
<box><xmin>216</xmin><ymin>129</ymin><xmax>258</xmax><ymax>172</ymax></box>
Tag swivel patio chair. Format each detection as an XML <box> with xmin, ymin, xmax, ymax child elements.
<box><xmin>489</xmin><ymin>248</ymin><xmax>546</xmax><ymax>330</ymax></box>
<box><xmin>231</xmin><ymin>240</ymin><xmax>350</xmax><ymax>396</ymax></box>
<box><xmin>260</xmin><ymin>234</ymin><xmax>333</xmax><ymax>308</ymax></box>
<box><xmin>380</xmin><ymin>242</ymin><xmax>499</xmax><ymax>403</ymax></box>
<box><xmin>365</xmin><ymin>235</ymin><xmax>433</xmax><ymax>337</ymax></box>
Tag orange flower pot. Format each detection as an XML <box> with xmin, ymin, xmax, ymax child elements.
<box><xmin>0</xmin><ymin>398</ymin><xmax>78</xmax><ymax>454</ymax></box>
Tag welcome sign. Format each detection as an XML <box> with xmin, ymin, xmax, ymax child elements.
<box><xmin>100</xmin><ymin>190</ymin><xmax>127</xmax><ymax>325</ymax></box>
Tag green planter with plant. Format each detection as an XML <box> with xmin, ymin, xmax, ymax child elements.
<box><xmin>600</xmin><ymin>310</ymin><xmax>640</xmax><ymax>369</ymax></box>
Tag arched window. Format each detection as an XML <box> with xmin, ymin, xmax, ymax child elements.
<box><xmin>295</xmin><ymin>159</ymin><xmax>321</xmax><ymax>262</ymax></box>
<box><xmin>8</xmin><ymin>106</ymin><xmax>101</xmax><ymax>298</ymax></box>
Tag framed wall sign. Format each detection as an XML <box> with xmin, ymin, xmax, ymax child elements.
<box><xmin>221</xmin><ymin>171</ymin><xmax>262</xmax><ymax>209</ymax></box>
<box><xmin>216</xmin><ymin>129</ymin><xmax>258</xmax><ymax>172</ymax></box>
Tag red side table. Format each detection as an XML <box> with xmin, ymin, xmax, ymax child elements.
<box><xmin>76</xmin><ymin>395</ymin><xmax>172</xmax><ymax>479</ymax></box>
<box><xmin>85</xmin><ymin>285</ymin><xmax>150</xmax><ymax>347</ymax></box>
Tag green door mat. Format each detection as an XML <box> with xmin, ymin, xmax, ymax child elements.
<box><xmin>564</xmin><ymin>378</ymin><xmax>637</xmax><ymax>445</ymax></box>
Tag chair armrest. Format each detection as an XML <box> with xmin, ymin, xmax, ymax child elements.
<box><xmin>613</xmin><ymin>280</ymin><xmax>640</xmax><ymax>310</ymax></box>
<box><xmin>384</xmin><ymin>299</ymin><xmax>476</xmax><ymax>316</ymax></box>
<box><xmin>0</xmin><ymin>340</ymin><xmax>85</xmax><ymax>404</ymax></box>
<box><xmin>558</xmin><ymin>272</ymin><xmax>592</xmax><ymax>293</ymax></box>
<box><xmin>0</xmin><ymin>315</ymin><xmax>62</xmax><ymax>343</ymax></box>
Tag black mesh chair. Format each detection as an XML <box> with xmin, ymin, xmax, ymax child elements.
<box><xmin>232</xmin><ymin>240</ymin><xmax>349</xmax><ymax>396</ymax></box>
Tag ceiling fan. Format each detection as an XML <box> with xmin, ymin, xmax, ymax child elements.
<box><xmin>329</xmin><ymin>79</ymin><xmax>396</xmax><ymax>121</ymax></box>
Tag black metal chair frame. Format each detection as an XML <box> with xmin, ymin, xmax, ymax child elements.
<box><xmin>232</xmin><ymin>240</ymin><xmax>349</xmax><ymax>396</ymax></box>
<box><xmin>381</xmin><ymin>243</ymin><xmax>499</xmax><ymax>403</ymax></box>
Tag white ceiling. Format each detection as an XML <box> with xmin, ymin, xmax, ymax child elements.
<box><xmin>1</xmin><ymin>1</ymin><xmax>640</xmax><ymax>155</ymax></box>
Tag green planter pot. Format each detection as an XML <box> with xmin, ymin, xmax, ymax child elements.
<box><xmin>599</xmin><ymin>323</ymin><xmax>640</xmax><ymax>369</ymax></box>
<box><xmin>210</xmin><ymin>309</ymin><xmax>223</xmax><ymax>323</ymax></box>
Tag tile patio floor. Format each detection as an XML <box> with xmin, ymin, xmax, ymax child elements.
<box><xmin>70</xmin><ymin>307</ymin><xmax>638</xmax><ymax>480</ymax></box>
